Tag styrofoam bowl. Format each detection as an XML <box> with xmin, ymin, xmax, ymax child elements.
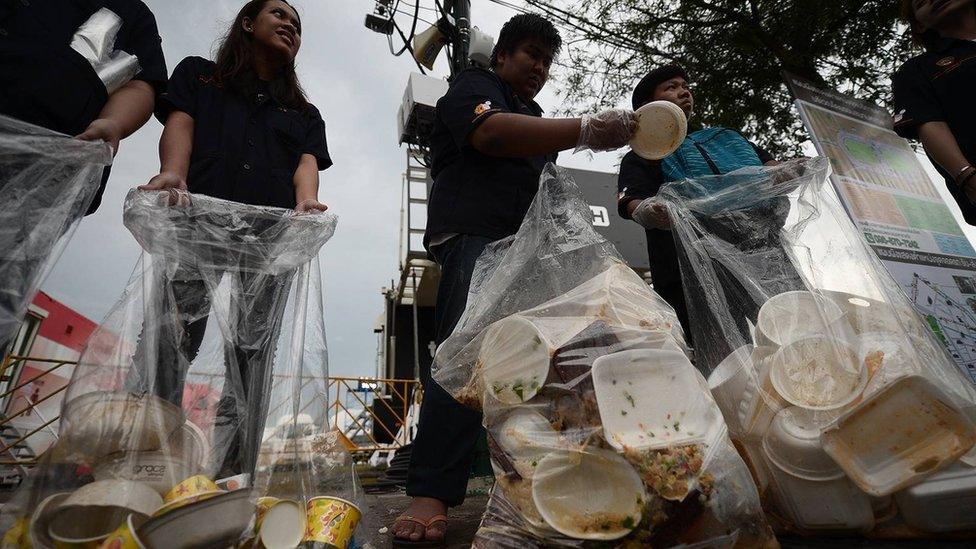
<box><xmin>708</xmin><ymin>344</ymin><xmax>754</xmax><ymax>434</ymax></box>
<box><xmin>48</xmin><ymin>480</ymin><xmax>162</xmax><ymax>543</ymax></box>
<box><xmin>593</xmin><ymin>349</ymin><xmax>721</xmax><ymax>451</ymax></box>
<box><xmin>29</xmin><ymin>492</ymin><xmax>69</xmax><ymax>549</ymax></box>
<box><xmin>769</xmin><ymin>336</ymin><xmax>866</xmax><ymax>411</ymax></box>
<box><xmin>531</xmin><ymin>448</ymin><xmax>645</xmax><ymax>540</ymax></box>
<box><xmin>479</xmin><ymin>316</ymin><xmax>553</xmax><ymax>405</ymax></box>
<box><xmin>60</xmin><ymin>391</ymin><xmax>184</xmax><ymax>459</ymax></box>
<box><xmin>756</xmin><ymin>291</ymin><xmax>847</xmax><ymax>349</ymax></box>
<box><xmin>762</xmin><ymin>407</ymin><xmax>843</xmax><ymax>481</ymax></box>
<box><xmin>630</xmin><ymin>100</ymin><xmax>687</xmax><ymax>160</ymax></box>
<box><xmin>259</xmin><ymin>499</ymin><xmax>306</xmax><ymax>549</ymax></box>
<box><xmin>491</xmin><ymin>408</ymin><xmax>560</xmax><ymax>478</ymax></box>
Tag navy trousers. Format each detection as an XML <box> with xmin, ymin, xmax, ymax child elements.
<box><xmin>406</xmin><ymin>234</ymin><xmax>494</xmax><ymax>507</ymax></box>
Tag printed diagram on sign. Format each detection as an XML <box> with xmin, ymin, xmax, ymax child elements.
<box><xmin>910</xmin><ymin>274</ymin><xmax>976</xmax><ymax>381</ymax></box>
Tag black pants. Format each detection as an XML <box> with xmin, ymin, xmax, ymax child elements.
<box><xmin>406</xmin><ymin>234</ymin><xmax>493</xmax><ymax>507</ymax></box>
<box><xmin>132</xmin><ymin>270</ymin><xmax>292</xmax><ymax>478</ymax></box>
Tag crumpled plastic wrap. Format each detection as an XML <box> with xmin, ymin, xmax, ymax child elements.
<box><xmin>659</xmin><ymin>157</ymin><xmax>976</xmax><ymax>536</ymax></box>
<box><xmin>0</xmin><ymin>190</ymin><xmax>373</xmax><ymax>548</ymax></box>
<box><xmin>70</xmin><ymin>8</ymin><xmax>141</xmax><ymax>94</ymax></box>
<box><xmin>0</xmin><ymin>115</ymin><xmax>112</xmax><ymax>347</ymax></box>
<box><xmin>433</xmin><ymin>164</ymin><xmax>774</xmax><ymax>547</ymax></box>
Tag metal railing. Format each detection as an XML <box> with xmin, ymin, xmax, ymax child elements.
<box><xmin>0</xmin><ymin>355</ymin><xmax>423</xmax><ymax>468</ymax></box>
<box><xmin>326</xmin><ymin>376</ymin><xmax>421</xmax><ymax>454</ymax></box>
<box><xmin>0</xmin><ymin>355</ymin><xmax>75</xmax><ymax>466</ymax></box>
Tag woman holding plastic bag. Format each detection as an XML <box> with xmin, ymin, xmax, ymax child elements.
<box><xmin>135</xmin><ymin>0</ymin><xmax>332</xmax><ymax>478</ymax></box>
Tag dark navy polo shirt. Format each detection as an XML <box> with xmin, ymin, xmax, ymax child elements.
<box><xmin>0</xmin><ymin>0</ymin><xmax>167</xmax><ymax>213</ymax></box>
<box><xmin>892</xmin><ymin>35</ymin><xmax>976</xmax><ymax>225</ymax></box>
<box><xmin>425</xmin><ymin>67</ymin><xmax>557</xmax><ymax>247</ymax></box>
<box><xmin>155</xmin><ymin>56</ymin><xmax>332</xmax><ymax>210</ymax></box>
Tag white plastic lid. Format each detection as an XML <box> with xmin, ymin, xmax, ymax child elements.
<box><xmin>629</xmin><ymin>100</ymin><xmax>687</xmax><ymax>160</ymax></box>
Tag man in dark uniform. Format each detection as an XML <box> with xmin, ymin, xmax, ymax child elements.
<box><xmin>393</xmin><ymin>13</ymin><xmax>638</xmax><ymax>547</ymax></box>
<box><xmin>893</xmin><ymin>0</ymin><xmax>976</xmax><ymax>226</ymax></box>
<box><xmin>617</xmin><ymin>64</ymin><xmax>779</xmax><ymax>344</ymax></box>
<box><xmin>0</xmin><ymin>0</ymin><xmax>167</xmax><ymax>213</ymax></box>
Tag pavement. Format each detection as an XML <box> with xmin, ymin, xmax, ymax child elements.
<box><xmin>363</xmin><ymin>490</ymin><xmax>487</xmax><ymax>548</ymax></box>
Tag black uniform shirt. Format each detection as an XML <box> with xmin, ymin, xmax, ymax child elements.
<box><xmin>0</xmin><ymin>0</ymin><xmax>167</xmax><ymax>135</ymax></box>
<box><xmin>616</xmin><ymin>141</ymin><xmax>773</xmax><ymax>287</ymax></box>
<box><xmin>892</xmin><ymin>35</ymin><xmax>976</xmax><ymax>225</ymax></box>
<box><xmin>155</xmin><ymin>56</ymin><xmax>332</xmax><ymax>209</ymax></box>
<box><xmin>0</xmin><ymin>0</ymin><xmax>167</xmax><ymax>214</ymax></box>
<box><xmin>425</xmin><ymin>67</ymin><xmax>557</xmax><ymax>247</ymax></box>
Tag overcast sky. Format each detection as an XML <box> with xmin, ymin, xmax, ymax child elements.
<box><xmin>41</xmin><ymin>1</ymin><xmax>976</xmax><ymax>379</ymax></box>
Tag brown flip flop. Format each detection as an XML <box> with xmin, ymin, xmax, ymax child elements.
<box><xmin>391</xmin><ymin>514</ymin><xmax>448</xmax><ymax>548</ymax></box>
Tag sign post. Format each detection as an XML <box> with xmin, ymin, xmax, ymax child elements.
<box><xmin>784</xmin><ymin>73</ymin><xmax>976</xmax><ymax>382</ymax></box>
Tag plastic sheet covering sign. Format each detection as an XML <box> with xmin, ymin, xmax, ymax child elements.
<box><xmin>784</xmin><ymin>73</ymin><xmax>976</xmax><ymax>382</ymax></box>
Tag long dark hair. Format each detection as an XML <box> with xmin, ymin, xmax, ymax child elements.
<box><xmin>900</xmin><ymin>0</ymin><xmax>976</xmax><ymax>49</ymax></box>
<box><xmin>214</xmin><ymin>0</ymin><xmax>308</xmax><ymax>110</ymax></box>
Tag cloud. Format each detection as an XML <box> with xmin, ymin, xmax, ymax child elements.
<box><xmin>39</xmin><ymin>1</ymin><xmax>975</xmax><ymax>381</ymax></box>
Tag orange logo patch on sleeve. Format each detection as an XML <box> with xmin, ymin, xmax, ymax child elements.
<box><xmin>474</xmin><ymin>101</ymin><xmax>492</xmax><ymax>115</ymax></box>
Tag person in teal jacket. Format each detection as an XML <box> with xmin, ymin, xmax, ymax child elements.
<box><xmin>617</xmin><ymin>64</ymin><xmax>799</xmax><ymax>351</ymax></box>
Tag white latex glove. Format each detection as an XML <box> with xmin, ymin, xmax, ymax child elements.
<box><xmin>576</xmin><ymin>108</ymin><xmax>638</xmax><ymax>152</ymax></box>
<box><xmin>632</xmin><ymin>197</ymin><xmax>672</xmax><ymax>230</ymax></box>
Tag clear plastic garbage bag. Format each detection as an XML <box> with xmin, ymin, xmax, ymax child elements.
<box><xmin>433</xmin><ymin>164</ymin><xmax>774</xmax><ymax>547</ymax></box>
<box><xmin>0</xmin><ymin>115</ymin><xmax>112</xmax><ymax>347</ymax></box>
<box><xmin>70</xmin><ymin>8</ymin><xmax>141</xmax><ymax>94</ymax></box>
<box><xmin>0</xmin><ymin>190</ymin><xmax>373</xmax><ymax>549</ymax></box>
<box><xmin>659</xmin><ymin>157</ymin><xmax>976</xmax><ymax>535</ymax></box>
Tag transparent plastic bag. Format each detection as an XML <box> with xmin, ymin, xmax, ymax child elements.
<box><xmin>0</xmin><ymin>115</ymin><xmax>112</xmax><ymax>346</ymax></box>
<box><xmin>0</xmin><ymin>190</ymin><xmax>373</xmax><ymax>548</ymax></box>
<box><xmin>433</xmin><ymin>164</ymin><xmax>774</xmax><ymax>547</ymax></box>
<box><xmin>660</xmin><ymin>157</ymin><xmax>976</xmax><ymax>535</ymax></box>
<box><xmin>70</xmin><ymin>8</ymin><xmax>141</xmax><ymax>94</ymax></box>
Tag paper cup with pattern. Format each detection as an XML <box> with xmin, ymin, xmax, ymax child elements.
<box><xmin>98</xmin><ymin>514</ymin><xmax>146</xmax><ymax>549</ymax></box>
<box><xmin>304</xmin><ymin>497</ymin><xmax>361</xmax><ymax>549</ymax></box>
<box><xmin>256</xmin><ymin>498</ymin><xmax>305</xmax><ymax>549</ymax></box>
<box><xmin>154</xmin><ymin>475</ymin><xmax>221</xmax><ymax>516</ymax></box>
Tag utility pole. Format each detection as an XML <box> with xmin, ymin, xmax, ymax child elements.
<box><xmin>447</xmin><ymin>0</ymin><xmax>471</xmax><ymax>77</ymax></box>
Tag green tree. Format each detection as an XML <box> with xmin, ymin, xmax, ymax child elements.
<box><xmin>546</xmin><ymin>0</ymin><xmax>914</xmax><ymax>156</ymax></box>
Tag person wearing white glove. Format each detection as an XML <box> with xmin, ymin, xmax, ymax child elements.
<box><xmin>617</xmin><ymin>64</ymin><xmax>781</xmax><ymax>345</ymax></box>
<box><xmin>399</xmin><ymin>12</ymin><xmax>637</xmax><ymax>547</ymax></box>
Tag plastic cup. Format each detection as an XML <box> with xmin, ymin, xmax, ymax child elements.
<box><xmin>629</xmin><ymin>100</ymin><xmax>687</xmax><ymax>160</ymax></box>
<box><xmin>708</xmin><ymin>344</ymin><xmax>755</xmax><ymax>435</ymax></box>
<box><xmin>756</xmin><ymin>291</ymin><xmax>849</xmax><ymax>349</ymax></box>
<box><xmin>304</xmin><ymin>496</ymin><xmax>362</xmax><ymax>549</ymax></box>
<box><xmin>737</xmin><ymin>355</ymin><xmax>789</xmax><ymax>440</ymax></box>
<box><xmin>769</xmin><ymin>336</ymin><xmax>866</xmax><ymax>412</ymax></box>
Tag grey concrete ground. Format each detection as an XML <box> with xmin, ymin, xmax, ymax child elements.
<box><xmin>364</xmin><ymin>491</ymin><xmax>487</xmax><ymax>548</ymax></box>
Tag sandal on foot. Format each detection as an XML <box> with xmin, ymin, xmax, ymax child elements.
<box><xmin>391</xmin><ymin>514</ymin><xmax>448</xmax><ymax>548</ymax></box>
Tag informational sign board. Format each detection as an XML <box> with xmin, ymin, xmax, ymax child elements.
<box><xmin>785</xmin><ymin>74</ymin><xmax>976</xmax><ymax>381</ymax></box>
